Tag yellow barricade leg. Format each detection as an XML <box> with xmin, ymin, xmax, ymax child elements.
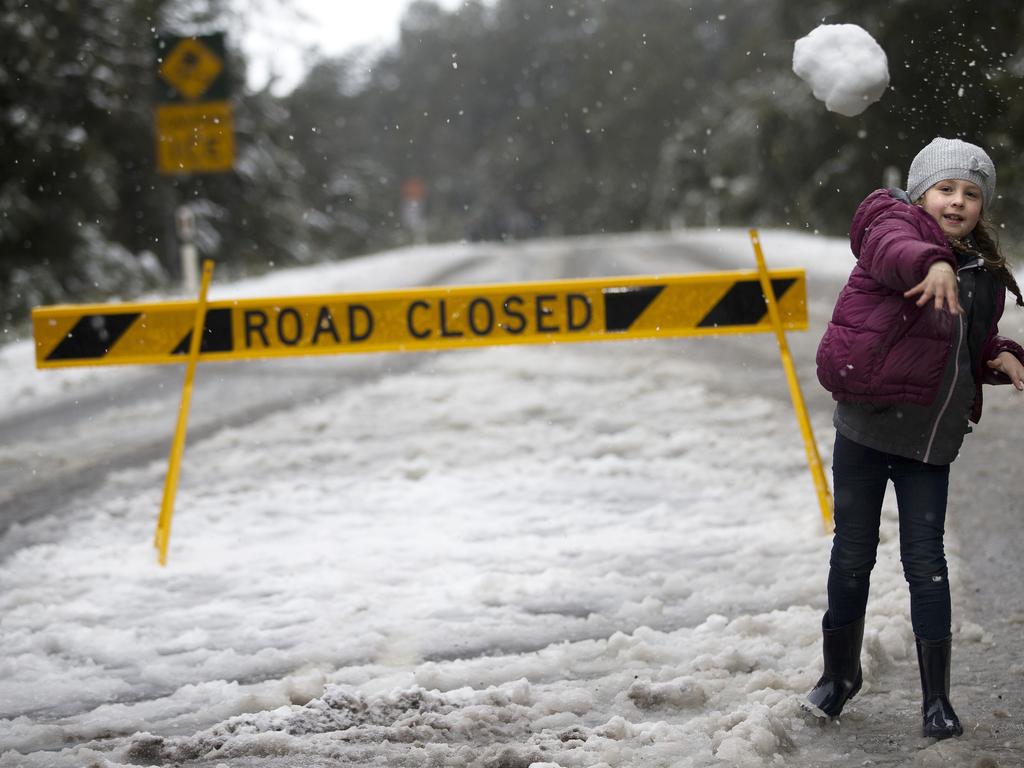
<box><xmin>749</xmin><ymin>230</ymin><xmax>833</xmax><ymax>532</ymax></box>
<box><xmin>154</xmin><ymin>259</ymin><xmax>215</xmax><ymax>564</ymax></box>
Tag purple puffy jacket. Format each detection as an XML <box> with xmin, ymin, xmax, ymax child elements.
<box><xmin>816</xmin><ymin>188</ymin><xmax>1024</xmax><ymax>423</ymax></box>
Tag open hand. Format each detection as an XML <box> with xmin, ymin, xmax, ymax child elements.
<box><xmin>904</xmin><ymin>262</ymin><xmax>961</xmax><ymax>315</ymax></box>
<box><xmin>988</xmin><ymin>351</ymin><xmax>1024</xmax><ymax>391</ymax></box>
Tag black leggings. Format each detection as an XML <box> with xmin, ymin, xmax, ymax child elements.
<box><xmin>827</xmin><ymin>432</ymin><xmax>952</xmax><ymax>640</ymax></box>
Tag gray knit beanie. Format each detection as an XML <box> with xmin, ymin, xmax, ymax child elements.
<box><xmin>906</xmin><ymin>137</ymin><xmax>996</xmax><ymax>207</ymax></box>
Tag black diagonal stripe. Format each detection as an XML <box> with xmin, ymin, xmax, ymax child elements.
<box><xmin>171</xmin><ymin>308</ymin><xmax>234</xmax><ymax>355</ymax></box>
<box><xmin>603</xmin><ymin>286</ymin><xmax>664</xmax><ymax>332</ymax></box>
<box><xmin>45</xmin><ymin>313</ymin><xmax>140</xmax><ymax>361</ymax></box>
<box><xmin>697</xmin><ymin>278</ymin><xmax>796</xmax><ymax>328</ymax></box>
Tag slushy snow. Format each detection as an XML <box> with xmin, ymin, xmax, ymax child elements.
<box><xmin>0</xmin><ymin>230</ymin><xmax>978</xmax><ymax>766</ymax></box>
<box><xmin>792</xmin><ymin>24</ymin><xmax>890</xmax><ymax>117</ymax></box>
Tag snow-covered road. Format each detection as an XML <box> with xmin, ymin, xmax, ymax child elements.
<box><xmin>1</xmin><ymin>229</ymin><xmax>1022</xmax><ymax>767</ymax></box>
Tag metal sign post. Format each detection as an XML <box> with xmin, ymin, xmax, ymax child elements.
<box><xmin>154</xmin><ymin>32</ymin><xmax>233</xmax><ymax>293</ymax></box>
<box><xmin>175</xmin><ymin>206</ymin><xmax>199</xmax><ymax>296</ymax></box>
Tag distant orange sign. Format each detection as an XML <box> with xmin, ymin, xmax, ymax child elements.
<box><xmin>402</xmin><ymin>177</ymin><xmax>427</xmax><ymax>202</ymax></box>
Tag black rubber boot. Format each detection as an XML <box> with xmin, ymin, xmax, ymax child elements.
<box><xmin>805</xmin><ymin>613</ymin><xmax>864</xmax><ymax>718</ymax></box>
<box><xmin>916</xmin><ymin>635</ymin><xmax>963</xmax><ymax>739</ymax></box>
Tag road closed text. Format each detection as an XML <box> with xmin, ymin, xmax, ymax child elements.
<box><xmin>406</xmin><ymin>293</ymin><xmax>593</xmax><ymax>339</ymax></box>
<box><xmin>243</xmin><ymin>304</ymin><xmax>374</xmax><ymax>348</ymax></box>
<box><xmin>240</xmin><ymin>292</ymin><xmax>596</xmax><ymax>350</ymax></box>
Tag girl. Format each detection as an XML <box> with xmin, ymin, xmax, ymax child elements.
<box><xmin>807</xmin><ymin>137</ymin><xmax>1024</xmax><ymax>739</ymax></box>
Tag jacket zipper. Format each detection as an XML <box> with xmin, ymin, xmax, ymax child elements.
<box><xmin>923</xmin><ymin>314</ymin><xmax>963</xmax><ymax>463</ymax></box>
<box><xmin>922</xmin><ymin>259</ymin><xmax>981</xmax><ymax>463</ymax></box>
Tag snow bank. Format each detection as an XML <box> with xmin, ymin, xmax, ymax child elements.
<box><xmin>792</xmin><ymin>24</ymin><xmax>890</xmax><ymax>117</ymax></box>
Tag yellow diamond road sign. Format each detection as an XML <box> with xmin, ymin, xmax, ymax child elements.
<box><xmin>159</xmin><ymin>37</ymin><xmax>223</xmax><ymax>100</ymax></box>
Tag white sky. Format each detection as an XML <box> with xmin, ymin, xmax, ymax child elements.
<box><xmin>237</xmin><ymin>0</ymin><xmax>468</xmax><ymax>94</ymax></box>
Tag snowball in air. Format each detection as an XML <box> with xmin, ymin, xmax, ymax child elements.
<box><xmin>792</xmin><ymin>24</ymin><xmax>889</xmax><ymax>117</ymax></box>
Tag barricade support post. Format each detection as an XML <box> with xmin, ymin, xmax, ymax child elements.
<box><xmin>155</xmin><ymin>258</ymin><xmax>215</xmax><ymax>565</ymax></box>
<box><xmin>749</xmin><ymin>229</ymin><xmax>833</xmax><ymax>531</ymax></box>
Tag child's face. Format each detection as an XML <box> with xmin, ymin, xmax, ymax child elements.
<box><xmin>920</xmin><ymin>179</ymin><xmax>983</xmax><ymax>239</ymax></box>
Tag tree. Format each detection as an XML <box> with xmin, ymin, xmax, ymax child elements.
<box><xmin>5</xmin><ymin>0</ymin><xmax>1023</xmax><ymax>330</ymax></box>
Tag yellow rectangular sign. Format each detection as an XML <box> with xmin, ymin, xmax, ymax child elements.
<box><xmin>32</xmin><ymin>270</ymin><xmax>807</xmax><ymax>368</ymax></box>
<box><xmin>155</xmin><ymin>101</ymin><xmax>235</xmax><ymax>175</ymax></box>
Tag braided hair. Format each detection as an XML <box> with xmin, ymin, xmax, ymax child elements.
<box><xmin>949</xmin><ymin>217</ymin><xmax>1024</xmax><ymax>308</ymax></box>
